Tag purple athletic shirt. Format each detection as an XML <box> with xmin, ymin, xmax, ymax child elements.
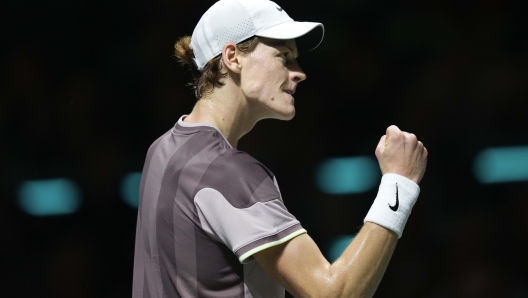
<box><xmin>132</xmin><ymin>116</ymin><xmax>306</xmax><ymax>297</ymax></box>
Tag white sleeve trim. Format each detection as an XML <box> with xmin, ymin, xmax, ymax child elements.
<box><xmin>239</xmin><ymin>229</ymin><xmax>307</xmax><ymax>263</ymax></box>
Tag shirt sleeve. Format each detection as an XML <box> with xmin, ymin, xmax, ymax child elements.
<box><xmin>193</xmin><ymin>151</ymin><xmax>306</xmax><ymax>263</ymax></box>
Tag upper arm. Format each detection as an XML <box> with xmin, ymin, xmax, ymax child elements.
<box><xmin>194</xmin><ymin>151</ymin><xmax>310</xmax><ymax>263</ymax></box>
<box><xmin>254</xmin><ymin>233</ymin><xmax>338</xmax><ymax>298</ymax></box>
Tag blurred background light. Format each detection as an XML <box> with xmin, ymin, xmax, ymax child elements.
<box><xmin>18</xmin><ymin>178</ymin><xmax>82</xmax><ymax>216</ymax></box>
<box><xmin>315</xmin><ymin>156</ymin><xmax>380</xmax><ymax>194</ymax></box>
<box><xmin>327</xmin><ymin>234</ymin><xmax>356</xmax><ymax>263</ymax></box>
<box><xmin>474</xmin><ymin>146</ymin><xmax>528</xmax><ymax>184</ymax></box>
<box><xmin>121</xmin><ymin>172</ymin><xmax>142</xmax><ymax>208</ymax></box>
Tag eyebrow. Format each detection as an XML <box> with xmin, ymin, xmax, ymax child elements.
<box><xmin>284</xmin><ymin>45</ymin><xmax>295</xmax><ymax>54</ymax></box>
<box><xmin>287</xmin><ymin>46</ymin><xmax>299</xmax><ymax>59</ymax></box>
<box><xmin>278</xmin><ymin>43</ymin><xmax>298</xmax><ymax>58</ymax></box>
<box><xmin>265</xmin><ymin>38</ymin><xmax>299</xmax><ymax>59</ymax></box>
<box><xmin>265</xmin><ymin>38</ymin><xmax>293</xmax><ymax>52</ymax></box>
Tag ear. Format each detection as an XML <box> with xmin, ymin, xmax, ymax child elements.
<box><xmin>221</xmin><ymin>43</ymin><xmax>242</xmax><ymax>74</ymax></box>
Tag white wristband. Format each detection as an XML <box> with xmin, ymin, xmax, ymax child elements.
<box><xmin>364</xmin><ymin>173</ymin><xmax>420</xmax><ymax>238</ymax></box>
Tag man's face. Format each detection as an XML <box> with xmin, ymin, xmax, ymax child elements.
<box><xmin>238</xmin><ymin>38</ymin><xmax>307</xmax><ymax>121</ymax></box>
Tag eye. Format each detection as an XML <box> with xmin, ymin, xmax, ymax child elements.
<box><xmin>279</xmin><ymin>52</ymin><xmax>288</xmax><ymax>63</ymax></box>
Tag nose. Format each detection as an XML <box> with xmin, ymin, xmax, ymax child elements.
<box><xmin>289</xmin><ymin>61</ymin><xmax>307</xmax><ymax>83</ymax></box>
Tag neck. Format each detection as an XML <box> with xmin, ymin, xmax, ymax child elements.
<box><xmin>183</xmin><ymin>85</ymin><xmax>258</xmax><ymax>148</ymax></box>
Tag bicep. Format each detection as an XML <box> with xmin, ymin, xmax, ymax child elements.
<box><xmin>253</xmin><ymin>233</ymin><xmax>336</xmax><ymax>298</ymax></box>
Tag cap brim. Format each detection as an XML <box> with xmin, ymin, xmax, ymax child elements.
<box><xmin>255</xmin><ymin>21</ymin><xmax>324</xmax><ymax>52</ymax></box>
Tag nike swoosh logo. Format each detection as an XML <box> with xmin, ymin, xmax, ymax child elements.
<box><xmin>389</xmin><ymin>183</ymin><xmax>399</xmax><ymax>211</ymax></box>
<box><xmin>276</xmin><ymin>6</ymin><xmax>283</xmax><ymax>11</ymax></box>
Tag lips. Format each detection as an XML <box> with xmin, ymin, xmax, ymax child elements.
<box><xmin>283</xmin><ymin>89</ymin><xmax>295</xmax><ymax>95</ymax></box>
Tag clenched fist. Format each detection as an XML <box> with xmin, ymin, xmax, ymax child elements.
<box><xmin>375</xmin><ymin>125</ymin><xmax>428</xmax><ymax>184</ymax></box>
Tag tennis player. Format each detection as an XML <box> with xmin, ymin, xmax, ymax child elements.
<box><xmin>132</xmin><ymin>0</ymin><xmax>428</xmax><ymax>297</ymax></box>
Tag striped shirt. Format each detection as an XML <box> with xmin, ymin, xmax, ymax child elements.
<box><xmin>132</xmin><ymin>116</ymin><xmax>306</xmax><ymax>297</ymax></box>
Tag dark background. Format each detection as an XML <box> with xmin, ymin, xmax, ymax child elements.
<box><xmin>2</xmin><ymin>0</ymin><xmax>528</xmax><ymax>297</ymax></box>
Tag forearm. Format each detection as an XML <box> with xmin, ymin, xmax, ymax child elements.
<box><xmin>328</xmin><ymin>222</ymin><xmax>398</xmax><ymax>298</ymax></box>
<box><xmin>255</xmin><ymin>225</ymin><xmax>398</xmax><ymax>298</ymax></box>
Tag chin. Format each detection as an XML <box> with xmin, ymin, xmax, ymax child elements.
<box><xmin>275</xmin><ymin>108</ymin><xmax>296</xmax><ymax>121</ymax></box>
<box><xmin>284</xmin><ymin>110</ymin><xmax>296</xmax><ymax>120</ymax></box>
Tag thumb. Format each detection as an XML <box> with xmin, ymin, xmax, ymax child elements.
<box><xmin>376</xmin><ymin>135</ymin><xmax>387</xmax><ymax>155</ymax></box>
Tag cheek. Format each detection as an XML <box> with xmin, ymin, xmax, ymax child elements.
<box><xmin>242</xmin><ymin>61</ymin><xmax>279</xmax><ymax>98</ymax></box>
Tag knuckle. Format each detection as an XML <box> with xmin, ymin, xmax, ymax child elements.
<box><xmin>387</xmin><ymin>125</ymin><xmax>400</xmax><ymax>134</ymax></box>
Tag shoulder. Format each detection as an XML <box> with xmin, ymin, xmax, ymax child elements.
<box><xmin>197</xmin><ymin>149</ymin><xmax>280</xmax><ymax>208</ymax></box>
<box><xmin>214</xmin><ymin>149</ymin><xmax>274</xmax><ymax>180</ymax></box>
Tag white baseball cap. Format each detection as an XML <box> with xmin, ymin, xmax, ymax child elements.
<box><xmin>191</xmin><ymin>0</ymin><xmax>324</xmax><ymax>70</ymax></box>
